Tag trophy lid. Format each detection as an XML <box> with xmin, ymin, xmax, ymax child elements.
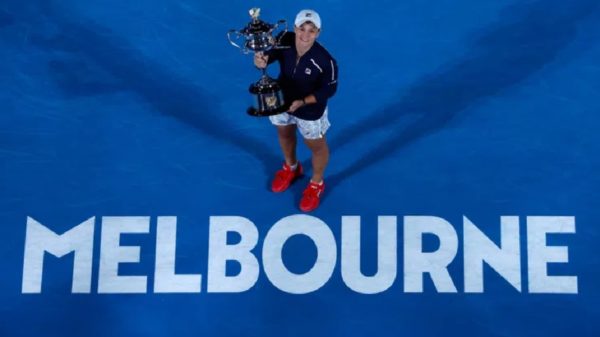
<box><xmin>241</xmin><ymin>7</ymin><xmax>274</xmax><ymax>35</ymax></box>
<box><xmin>241</xmin><ymin>20</ymin><xmax>274</xmax><ymax>35</ymax></box>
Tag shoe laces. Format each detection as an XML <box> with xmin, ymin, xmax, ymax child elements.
<box><xmin>303</xmin><ymin>182</ymin><xmax>323</xmax><ymax>199</ymax></box>
<box><xmin>275</xmin><ymin>166</ymin><xmax>295</xmax><ymax>182</ymax></box>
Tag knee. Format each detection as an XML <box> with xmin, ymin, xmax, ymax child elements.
<box><xmin>305</xmin><ymin>138</ymin><xmax>329</xmax><ymax>154</ymax></box>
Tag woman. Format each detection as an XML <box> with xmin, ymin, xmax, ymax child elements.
<box><xmin>254</xmin><ymin>9</ymin><xmax>338</xmax><ymax>212</ymax></box>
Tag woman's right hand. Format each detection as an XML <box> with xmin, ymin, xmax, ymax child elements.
<box><xmin>254</xmin><ymin>52</ymin><xmax>268</xmax><ymax>69</ymax></box>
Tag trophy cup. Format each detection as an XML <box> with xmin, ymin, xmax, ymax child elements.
<box><xmin>227</xmin><ymin>8</ymin><xmax>288</xmax><ymax>117</ymax></box>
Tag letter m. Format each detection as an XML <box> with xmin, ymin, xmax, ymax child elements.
<box><xmin>22</xmin><ymin>217</ymin><xmax>95</xmax><ymax>293</ymax></box>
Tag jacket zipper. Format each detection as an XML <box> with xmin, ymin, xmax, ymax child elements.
<box><xmin>293</xmin><ymin>54</ymin><xmax>302</xmax><ymax>78</ymax></box>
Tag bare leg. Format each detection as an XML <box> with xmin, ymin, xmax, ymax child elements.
<box><xmin>304</xmin><ymin>136</ymin><xmax>329</xmax><ymax>183</ymax></box>
<box><xmin>276</xmin><ymin>125</ymin><xmax>298</xmax><ymax>166</ymax></box>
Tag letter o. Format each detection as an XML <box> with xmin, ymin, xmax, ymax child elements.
<box><xmin>262</xmin><ymin>215</ymin><xmax>337</xmax><ymax>294</ymax></box>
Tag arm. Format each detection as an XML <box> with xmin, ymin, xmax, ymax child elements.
<box><xmin>288</xmin><ymin>94</ymin><xmax>316</xmax><ymax>113</ymax></box>
<box><xmin>289</xmin><ymin>56</ymin><xmax>338</xmax><ymax>112</ymax></box>
<box><xmin>313</xmin><ymin>56</ymin><xmax>338</xmax><ymax>103</ymax></box>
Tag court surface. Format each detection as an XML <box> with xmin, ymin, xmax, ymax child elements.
<box><xmin>1</xmin><ymin>0</ymin><xmax>599</xmax><ymax>336</ymax></box>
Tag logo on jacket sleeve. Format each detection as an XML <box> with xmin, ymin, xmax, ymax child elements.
<box><xmin>305</xmin><ymin>68</ymin><xmax>312</xmax><ymax>75</ymax></box>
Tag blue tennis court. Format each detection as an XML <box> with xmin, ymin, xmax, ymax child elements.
<box><xmin>1</xmin><ymin>0</ymin><xmax>599</xmax><ymax>336</ymax></box>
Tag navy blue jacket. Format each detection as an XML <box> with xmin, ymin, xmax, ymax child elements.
<box><xmin>267</xmin><ymin>32</ymin><xmax>338</xmax><ymax>120</ymax></box>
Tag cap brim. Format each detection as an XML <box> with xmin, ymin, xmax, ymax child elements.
<box><xmin>295</xmin><ymin>19</ymin><xmax>320</xmax><ymax>29</ymax></box>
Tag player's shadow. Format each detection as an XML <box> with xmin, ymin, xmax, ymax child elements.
<box><xmin>327</xmin><ymin>0</ymin><xmax>599</xmax><ymax>188</ymax></box>
<box><xmin>18</xmin><ymin>0</ymin><xmax>599</xmax><ymax>194</ymax></box>
<box><xmin>26</xmin><ymin>2</ymin><xmax>280</xmax><ymax>178</ymax></box>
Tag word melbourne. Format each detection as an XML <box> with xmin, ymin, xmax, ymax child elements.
<box><xmin>21</xmin><ymin>215</ymin><xmax>577</xmax><ymax>294</ymax></box>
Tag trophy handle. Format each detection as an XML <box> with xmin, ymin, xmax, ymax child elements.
<box><xmin>272</xmin><ymin>20</ymin><xmax>288</xmax><ymax>47</ymax></box>
<box><xmin>227</xmin><ymin>29</ymin><xmax>249</xmax><ymax>53</ymax></box>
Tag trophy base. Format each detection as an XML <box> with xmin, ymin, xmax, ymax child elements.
<box><xmin>246</xmin><ymin>106</ymin><xmax>288</xmax><ymax>117</ymax></box>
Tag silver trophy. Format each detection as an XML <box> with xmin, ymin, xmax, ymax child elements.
<box><xmin>227</xmin><ymin>8</ymin><xmax>288</xmax><ymax>116</ymax></box>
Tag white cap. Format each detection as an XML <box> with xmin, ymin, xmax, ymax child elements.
<box><xmin>295</xmin><ymin>9</ymin><xmax>321</xmax><ymax>29</ymax></box>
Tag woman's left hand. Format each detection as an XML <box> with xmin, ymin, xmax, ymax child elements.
<box><xmin>288</xmin><ymin>99</ymin><xmax>305</xmax><ymax>113</ymax></box>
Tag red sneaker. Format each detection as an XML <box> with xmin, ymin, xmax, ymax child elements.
<box><xmin>299</xmin><ymin>181</ymin><xmax>325</xmax><ymax>212</ymax></box>
<box><xmin>271</xmin><ymin>162</ymin><xmax>303</xmax><ymax>192</ymax></box>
